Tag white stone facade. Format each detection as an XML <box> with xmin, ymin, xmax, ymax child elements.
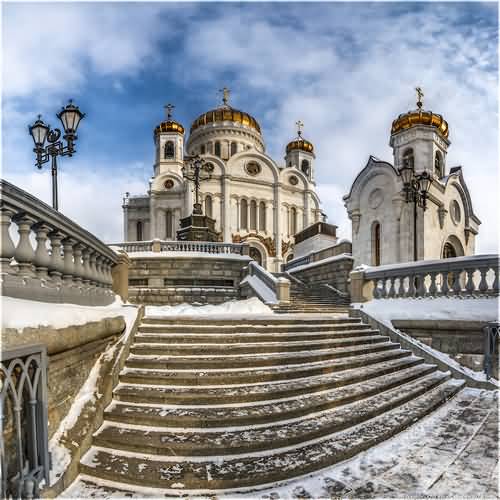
<box><xmin>344</xmin><ymin>111</ymin><xmax>481</xmax><ymax>268</ymax></box>
<box><xmin>123</xmin><ymin>103</ymin><xmax>322</xmax><ymax>272</ymax></box>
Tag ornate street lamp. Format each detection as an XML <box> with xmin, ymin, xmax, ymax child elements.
<box><xmin>28</xmin><ymin>100</ymin><xmax>85</xmax><ymax>211</ymax></box>
<box><xmin>181</xmin><ymin>155</ymin><xmax>214</xmax><ymax>215</ymax></box>
<box><xmin>398</xmin><ymin>164</ymin><xmax>432</xmax><ymax>260</ymax></box>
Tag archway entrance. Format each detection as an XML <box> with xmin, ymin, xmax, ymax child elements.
<box><xmin>249</xmin><ymin>247</ymin><xmax>263</xmax><ymax>266</ymax></box>
<box><xmin>443</xmin><ymin>242</ymin><xmax>457</xmax><ymax>259</ymax></box>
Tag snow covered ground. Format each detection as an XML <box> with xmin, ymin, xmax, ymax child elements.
<box><xmin>353</xmin><ymin>296</ymin><xmax>499</xmax><ymax>326</ymax></box>
<box><xmin>146</xmin><ymin>297</ymin><xmax>273</xmax><ymax>317</ymax></box>
<box><xmin>1</xmin><ymin>296</ymin><xmax>136</xmax><ymax>330</ymax></box>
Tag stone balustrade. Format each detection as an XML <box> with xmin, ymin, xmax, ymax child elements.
<box><xmin>241</xmin><ymin>261</ymin><xmax>290</xmax><ymax>304</ymax></box>
<box><xmin>283</xmin><ymin>240</ymin><xmax>352</xmax><ymax>272</ymax></box>
<box><xmin>1</xmin><ymin>179</ymin><xmax>118</xmax><ymax>305</ymax></box>
<box><xmin>113</xmin><ymin>239</ymin><xmax>249</xmax><ymax>256</ymax></box>
<box><xmin>351</xmin><ymin>254</ymin><xmax>499</xmax><ymax>302</ymax></box>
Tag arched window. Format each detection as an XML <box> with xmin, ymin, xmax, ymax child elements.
<box><xmin>250</xmin><ymin>200</ymin><xmax>257</xmax><ymax>230</ymax></box>
<box><xmin>200</xmin><ymin>144</ymin><xmax>206</xmax><ymax>155</ymax></box>
<box><xmin>288</xmin><ymin>161</ymin><xmax>292</xmax><ymax>168</ymax></box>
<box><xmin>240</xmin><ymin>199</ymin><xmax>248</xmax><ymax>230</ymax></box>
<box><xmin>290</xmin><ymin>207</ymin><xmax>297</xmax><ymax>236</ymax></box>
<box><xmin>207</xmin><ymin>142</ymin><xmax>213</xmax><ymax>154</ymax></box>
<box><xmin>164</xmin><ymin>141</ymin><xmax>174</xmax><ymax>159</ymax></box>
<box><xmin>166</xmin><ymin>211</ymin><xmax>173</xmax><ymax>239</ymax></box>
<box><xmin>230</xmin><ymin>142</ymin><xmax>237</xmax><ymax>156</ymax></box>
<box><xmin>259</xmin><ymin>202</ymin><xmax>266</xmax><ymax>231</ymax></box>
<box><xmin>435</xmin><ymin>151</ymin><xmax>443</xmax><ymax>178</ymax></box>
<box><xmin>402</xmin><ymin>148</ymin><xmax>414</xmax><ymax>169</ymax></box>
<box><xmin>443</xmin><ymin>242</ymin><xmax>456</xmax><ymax>259</ymax></box>
<box><xmin>372</xmin><ymin>222</ymin><xmax>381</xmax><ymax>266</ymax></box>
<box><xmin>136</xmin><ymin>220</ymin><xmax>143</xmax><ymax>241</ymax></box>
<box><xmin>214</xmin><ymin>141</ymin><xmax>221</xmax><ymax>157</ymax></box>
<box><xmin>205</xmin><ymin>195</ymin><xmax>213</xmax><ymax>218</ymax></box>
<box><xmin>249</xmin><ymin>247</ymin><xmax>262</xmax><ymax>266</ymax></box>
<box><xmin>301</xmin><ymin>159</ymin><xmax>310</xmax><ymax>176</ymax></box>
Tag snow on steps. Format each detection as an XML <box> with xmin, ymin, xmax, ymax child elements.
<box><xmin>77</xmin><ymin>314</ymin><xmax>469</xmax><ymax>492</ymax></box>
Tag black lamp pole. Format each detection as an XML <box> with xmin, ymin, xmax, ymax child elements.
<box><xmin>28</xmin><ymin>100</ymin><xmax>85</xmax><ymax>211</ymax></box>
<box><xmin>181</xmin><ymin>156</ymin><xmax>214</xmax><ymax>215</ymax></box>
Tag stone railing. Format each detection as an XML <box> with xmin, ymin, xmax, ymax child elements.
<box><xmin>283</xmin><ymin>240</ymin><xmax>352</xmax><ymax>272</ymax></box>
<box><xmin>241</xmin><ymin>261</ymin><xmax>290</xmax><ymax>304</ymax></box>
<box><xmin>351</xmin><ymin>254</ymin><xmax>499</xmax><ymax>302</ymax></box>
<box><xmin>1</xmin><ymin>179</ymin><xmax>118</xmax><ymax>305</ymax></box>
<box><xmin>113</xmin><ymin>239</ymin><xmax>249</xmax><ymax>256</ymax></box>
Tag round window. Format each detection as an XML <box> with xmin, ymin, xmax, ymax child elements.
<box><xmin>450</xmin><ymin>200</ymin><xmax>461</xmax><ymax>225</ymax></box>
<box><xmin>164</xmin><ymin>179</ymin><xmax>174</xmax><ymax>190</ymax></box>
<box><xmin>289</xmin><ymin>176</ymin><xmax>299</xmax><ymax>186</ymax></box>
<box><xmin>245</xmin><ymin>161</ymin><xmax>261</xmax><ymax>176</ymax></box>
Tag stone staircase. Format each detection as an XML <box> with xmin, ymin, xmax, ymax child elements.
<box><xmin>272</xmin><ymin>274</ymin><xmax>350</xmax><ymax>313</ymax></box>
<box><xmin>79</xmin><ymin>315</ymin><xmax>465</xmax><ymax>493</ymax></box>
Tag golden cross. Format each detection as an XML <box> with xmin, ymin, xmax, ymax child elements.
<box><xmin>164</xmin><ymin>103</ymin><xmax>175</xmax><ymax>120</ymax></box>
<box><xmin>415</xmin><ymin>87</ymin><xmax>424</xmax><ymax>108</ymax></box>
<box><xmin>296</xmin><ymin>120</ymin><xmax>304</xmax><ymax>137</ymax></box>
<box><xmin>219</xmin><ymin>87</ymin><xmax>230</xmax><ymax>106</ymax></box>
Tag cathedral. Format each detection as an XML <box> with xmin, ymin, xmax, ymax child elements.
<box><xmin>123</xmin><ymin>89</ymin><xmax>324</xmax><ymax>271</ymax></box>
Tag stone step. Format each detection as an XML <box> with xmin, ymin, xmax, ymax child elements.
<box><xmin>129</xmin><ymin>335</ymin><xmax>389</xmax><ymax>356</ymax></box>
<box><xmin>137</xmin><ymin>322</ymin><xmax>367</xmax><ymax>334</ymax></box>
<box><xmin>115</xmin><ymin>351</ymin><xmax>414</xmax><ymax>405</ymax></box>
<box><xmin>95</xmin><ymin>369</ymin><xmax>449</xmax><ymax>456</ymax></box>
<box><xmin>134</xmin><ymin>327</ymin><xmax>378</xmax><ymax>345</ymax></box>
<box><xmin>81</xmin><ymin>379</ymin><xmax>465</xmax><ymax>490</ymax></box>
<box><xmin>140</xmin><ymin>316</ymin><xmax>353</xmax><ymax>326</ymax></box>
<box><xmin>121</xmin><ymin>348</ymin><xmax>413</xmax><ymax>387</ymax></box>
<box><xmin>124</xmin><ymin>341</ymin><xmax>399</xmax><ymax>370</ymax></box>
<box><xmin>106</xmin><ymin>359</ymin><xmax>432</xmax><ymax>427</ymax></box>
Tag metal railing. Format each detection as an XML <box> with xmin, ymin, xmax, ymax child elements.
<box><xmin>1</xmin><ymin>179</ymin><xmax>117</xmax><ymax>305</ymax></box>
<box><xmin>113</xmin><ymin>239</ymin><xmax>248</xmax><ymax>256</ymax></box>
<box><xmin>483</xmin><ymin>322</ymin><xmax>499</xmax><ymax>379</ymax></box>
<box><xmin>364</xmin><ymin>255</ymin><xmax>499</xmax><ymax>299</ymax></box>
<box><xmin>1</xmin><ymin>345</ymin><xmax>50</xmax><ymax>499</ymax></box>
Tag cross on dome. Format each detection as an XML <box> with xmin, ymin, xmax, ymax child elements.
<box><xmin>164</xmin><ymin>103</ymin><xmax>175</xmax><ymax>120</ymax></box>
<box><xmin>416</xmin><ymin>87</ymin><xmax>424</xmax><ymax>109</ymax></box>
<box><xmin>296</xmin><ymin>120</ymin><xmax>304</xmax><ymax>138</ymax></box>
<box><xmin>219</xmin><ymin>87</ymin><xmax>230</xmax><ymax>106</ymax></box>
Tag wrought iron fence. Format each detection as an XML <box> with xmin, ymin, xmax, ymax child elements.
<box><xmin>1</xmin><ymin>345</ymin><xmax>50</xmax><ymax>499</ymax></box>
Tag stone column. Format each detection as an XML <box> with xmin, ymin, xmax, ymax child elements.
<box><xmin>273</xmin><ymin>184</ymin><xmax>283</xmax><ymax>272</ymax></box>
<box><xmin>0</xmin><ymin>208</ymin><xmax>16</xmax><ymax>275</ymax></box>
<box><xmin>236</xmin><ymin>198</ymin><xmax>240</xmax><ymax>232</ymax></box>
<box><xmin>222</xmin><ymin>175</ymin><xmax>231</xmax><ymax>241</ymax></box>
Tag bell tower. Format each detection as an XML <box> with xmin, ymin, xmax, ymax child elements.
<box><xmin>285</xmin><ymin>120</ymin><xmax>316</xmax><ymax>182</ymax></box>
<box><xmin>153</xmin><ymin>103</ymin><xmax>185</xmax><ymax>178</ymax></box>
<box><xmin>389</xmin><ymin>88</ymin><xmax>450</xmax><ymax>180</ymax></box>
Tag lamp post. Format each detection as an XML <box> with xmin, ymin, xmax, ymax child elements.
<box><xmin>398</xmin><ymin>163</ymin><xmax>432</xmax><ymax>261</ymax></box>
<box><xmin>181</xmin><ymin>156</ymin><xmax>214</xmax><ymax>215</ymax></box>
<box><xmin>28</xmin><ymin>100</ymin><xmax>85</xmax><ymax>211</ymax></box>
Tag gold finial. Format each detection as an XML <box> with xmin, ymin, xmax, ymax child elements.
<box><xmin>219</xmin><ymin>87</ymin><xmax>230</xmax><ymax>106</ymax></box>
<box><xmin>164</xmin><ymin>103</ymin><xmax>175</xmax><ymax>120</ymax></box>
<box><xmin>416</xmin><ymin>87</ymin><xmax>424</xmax><ymax>109</ymax></box>
<box><xmin>296</xmin><ymin>120</ymin><xmax>304</xmax><ymax>138</ymax></box>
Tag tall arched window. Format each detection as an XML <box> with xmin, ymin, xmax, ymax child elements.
<box><xmin>214</xmin><ymin>141</ymin><xmax>221</xmax><ymax>157</ymax></box>
<box><xmin>250</xmin><ymin>200</ymin><xmax>257</xmax><ymax>230</ymax></box>
<box><xmin>435</xmin><ymin>151</ymin><xmax>443</xmax><ymax>178</ymax></box>
<box><xmin>301</xmin><ymin>159</ymin><xmax>310</xmax><ymax>176</ymax></box>
<box><xmin>205</xmin><ymin>195</ymin><xmax>213</xmax><ymax>218</ymax></box>
<box><xmin>207</xmin><ymin>142</ymin><xmax>213</xmax><ymax>154</ymax></box>
<box><xmin>164</xmin><ymin>141</ymin><xmax>174</xmax><ymax>159</ymax></box>
<box><xmin>290</xmin><ymin>207</ymin><xmax>297</xmax><ymax>236</ymax></box>
<box><xmin>200</xmin><ymin>144</ymin><xmax>206</xmax><ymax>155</ymax></box>
<box><xmin>166</xmin><ymin>211</ymin><xmax>173</xmax><ymax>239</ymax></box>
<box><xmin>372</xmin><ymin>221</ymin><xmax>381</xmax><ymax>266</ymax></box>
<box><xmin>240</xmin><ymin>199</ymin><xmax>248</xmax><ymax>230</ymax></box>
<box><xmin>259</xmin><ymin>202</ymin><xmax>266</xmax><ymax>231</ymax></box>
<box><xmin>136</xmin><ymin>220</ymin><xmax>143</xmax><ymax>241</ymax></box>
<box><xmin>230</xmin><ymin>142</ymin><xmax>237</xmax><ymax>156</ymax></box>
<box><xmin>402</xmin><ymin>148</ymin><xmax>414</xmax><ymax>169</ymax></box>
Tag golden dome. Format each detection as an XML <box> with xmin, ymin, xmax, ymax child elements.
<box><xmin>391</xmin><ymin>109</ymin><xmax>449</xmax><ymax>138</ymax></box>
<box><xmin>190</xmin><ymin>107</ymin><xmax>261</xmax><ymax>134</ymax></box>
<box><xmin>286</xmin><ymin>138</ymin><xmax>314</xmax><ymax>154</ymax></box>
<box><xmin>154</xmin><ymin>120</ymin><xmax>185</xmax><ymax>137</ymax></box>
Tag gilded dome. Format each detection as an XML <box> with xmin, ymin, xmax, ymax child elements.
<box><xmin>190</xmin><ymin>107</ymin><xmax>261</xmax><ymax>134</ymax></box>
<box><xmin>154</xmin><ymin>120</ymin><xmax>185</xmax><ymax>137</ymax></box>
<box><xmin>286</xmin><ymin>138</ymin><xmax>314</xmax><ymax>154</ymax></box>
<box><xmin>391</xmin><ymin>109</ymin><xmax>449</xmax><ymax>139</ymax></box>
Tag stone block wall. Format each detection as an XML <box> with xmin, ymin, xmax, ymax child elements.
<box><xmin>128</xmin><ymin>255</ymin><xmax>251</xmax><ymax>305</ymax></box>
<box><xmin>290</xmin><ymin>255</ymin><xmax>354</xmax><ymax>294</ymax></box>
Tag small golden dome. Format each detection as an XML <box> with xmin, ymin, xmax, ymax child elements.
<box><xmin>154</xmin><ymin>120</ymin><xmax>185</xmax><ymax>137</ymax></box>
<box><xmin>190</xmin><ymin>107</ymin><xmax>261</xmax><ymax>134</ymax></box>
<box><xmin>286</xmin><ymin>138</ymin><xmax>314</xmax><ymax>154</ymax></box>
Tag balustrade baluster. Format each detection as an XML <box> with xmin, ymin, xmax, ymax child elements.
<box><xmin>32</xmin><ymin>223</ymin><xmax>52</xmax><ymax>280</ymax></box>
<box><xmin>48</xmin><ymin>231</ymin><xmax>65</xmax><ymax>283</ymax></box>
<box><xmin>380</xmin><ymin>278</ymin><xmax>388</xmax><ymax>298</ymax></box>
<box><xmin>415</xmin><ymin>274</ymin><xmax>425</xmax><ymax>297</ymax></box>
<box><xmin>81</xmin><ymin>248</ymin><xmax>91</xmax><ymax>285</ymax></box>
<box><xmin>73</xmin><ymin>243</ymin><xmax>84</xmax><ymax>284</ymax></box>
<box><xmin>0</xmin><ymin>207</ymin><xmax>16</xmax><ymax>274</ymax></box>
<box><xmin>441</xmin><ymin>271</ymin><xmax>450</xmax><ymax>296</ymax></box>
<box><xmin>371</xmin><ymin>279</ymin><xmax>380</xmax><ymax>299</ymax></box>
<box><xmin>478</xmin><ymin>267</ymin><xmax>489</xmax><ymax>294</ymax></box>
<box><xmin>88</xmin><ymin>252</ymin><xmax>98</xmax><ymax>286</ymax></box>
<box><xmin>428</xmin><ymin>272</ymin><xmax>438</xmax><ymax>297</ymax></box>
<box><xmin>13</xmin><ymin>214</ymin><xmax>37</xmax><ymax>278</ymax></box>
<box><xmin>388</xmin><ymin>277</ymin><xmax>396</xmax><ymax>298</ymax></box>
<box><xmin>62</xmin><ymin>238</ymin><xmax>76</xmax><ymax>285</ymax></box>
<box><xmin>452</xmin><ymin>269</ymin><xmax>463</xmax><ymax>296</ymax></box>
<box><xmin>407</xmin><ymin>274</ymin><xmax>416</xmax><ymax>297</ymax></box>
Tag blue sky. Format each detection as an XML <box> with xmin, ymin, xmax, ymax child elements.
<box><xmin>2</xmin><ymin>2</ymin><xmax>498</xmax><ymax>252</ymax></box>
